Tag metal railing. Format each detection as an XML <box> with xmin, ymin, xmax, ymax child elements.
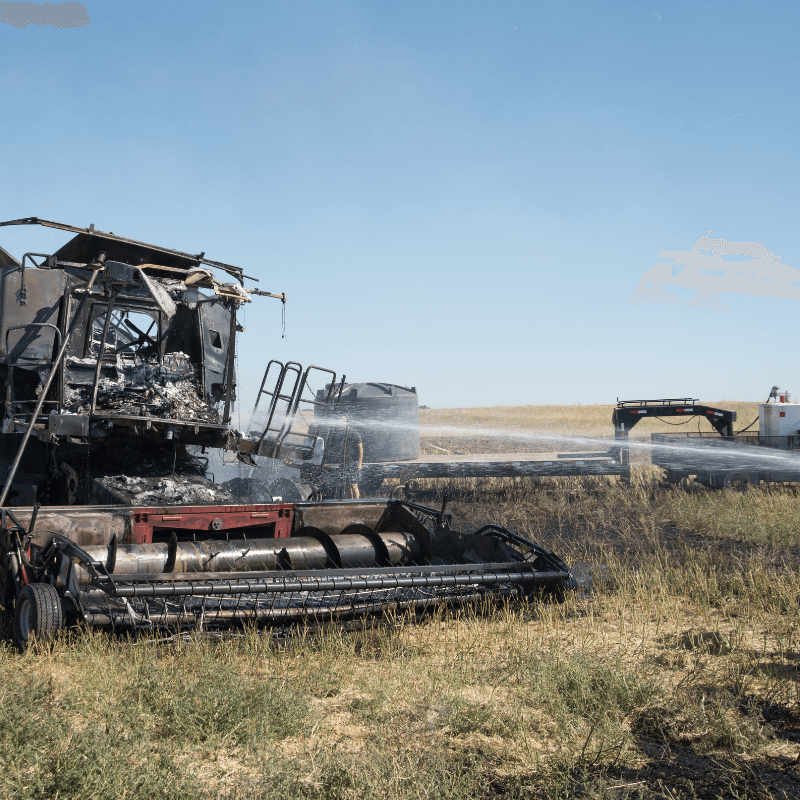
<box><xmin>617</xmin><ymin>397</ymin><xmax>698</xmax><ymax>407</ymax></box>
<box><xmin>4</xmin><ymin>323</ymin><xmax>63</xmax><ymax>419</ymax></box>
<box><xmin>252</xmin><ymin>361</ymin><xmax>338</xmax><ymax>458</ymax></box>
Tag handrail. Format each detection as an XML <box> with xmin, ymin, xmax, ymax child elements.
<box><xmin>616</xmin><ymin>398</ymin><xmax>699</xmax><ymax>407</ymax></box>
<box><xmin>250</xmin><ymin>361</ymin><xmax>339</xmax><ymax>459</ymax></box>
<box><xmin>253</xmin><ymin>360</ymin><xmax>284</xmax><ymax>413</ymax></box>
<box><xmin>4</xmin><ymin>323</ymin><xmax>63</xmax><ymax>417</ymax></box>
<box><xmin>276</xmin><ymin>365</ymin><xmax>337</xmax><ymax>449</ymax></box>
<box><xmin>255</xmin><ymin>362</ymin><xmax>302</xmax><ymax>449</ymax></box>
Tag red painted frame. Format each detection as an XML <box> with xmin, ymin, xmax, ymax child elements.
<box><xmin>128</xmin><ymin>503</ymin><xmax>295</xmax><ymax>544</ymax></box>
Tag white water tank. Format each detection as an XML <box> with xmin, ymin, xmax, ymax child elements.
<box><xmin>759</xmin><ymin>395</ymin><xmax>800</xmax><ymax>448</ymax></box>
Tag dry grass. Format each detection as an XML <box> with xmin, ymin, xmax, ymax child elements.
<box><xmin>1</xmin><ymin>403</ymin><xmax>798</xmax><ymax>799</ymax></box>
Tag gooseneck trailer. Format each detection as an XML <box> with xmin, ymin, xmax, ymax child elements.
<box><xmin>614</xmin><ymin>393</ymin><xmax>800</xmax><ymax>489</ymax></box>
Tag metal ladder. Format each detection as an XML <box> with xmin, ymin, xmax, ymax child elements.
<box><xmin>251</xmin><ymin>360</ymin><xmax>338</xmax><ymax>458</ymax></box>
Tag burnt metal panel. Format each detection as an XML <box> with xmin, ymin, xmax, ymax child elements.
<box><xmin>293</xmin><ymin>502</ymin><xmax>388</xmax><ymax>536</ymax></box>
<box><xmin>163</xmin><ymin>297</ymin><xmax>203</xmax><ymax>366</ymax></box>
<box><xmin>11</xmin><ymin>507</ymin><xmax>130</xmax><ymax>548</ymax></box>
<box><xmin>53</xmin><ymin>234</ymin><xmax>197</xmax><ymax>271</ymax></box>
<box><xmin>0</xmin><ymin>266</ymin><xmax>68</xmax><ymax>363</ymax></box>
<box><xmin>199</xmin><ymin>301</ymin><xmax>230</xmax><ymax>401</ymax></box>
<box><xmin>48</xmin><ymin>414</ymin><xmax>90</xmax><ymax>436</ymax></box>
<box><xmin>0</xmin><ymin>219</ymin><xmax>246</xmax><ymax>280</ymax></box>
<box><xmin>0</xmin><ymin>245</ymin><xmax>20</xmax><ymax>268</ymax></box>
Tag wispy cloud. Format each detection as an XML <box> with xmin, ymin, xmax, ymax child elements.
<box><xmin>629</xmin><ymin>234</ymin><xmax>798</xmax><ymax>312</ymax></box>
<box><xmin>1</xmin><ymin>1</ymin><xmax>89</xmax><ymax>28</ymax></box>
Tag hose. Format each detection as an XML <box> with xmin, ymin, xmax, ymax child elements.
<box><xmin>735</xmin><ymin>416</ymin><xmax>759</xmax><ymax>434</ymax></box>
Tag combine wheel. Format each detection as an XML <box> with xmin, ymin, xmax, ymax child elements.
<box><xmin>267</xmin><ymin>478</ymin><xmax>307</xmax><ymax>503</ymax></box>
<box><xmin>722</xmin><ymin>471</ymin><xmax>753</xmax><ymax>492</ymax></box>
<box><xmin>14</xmin><ymin>584</ymin><xmax>64</xmax><ymax>649</ymax></box>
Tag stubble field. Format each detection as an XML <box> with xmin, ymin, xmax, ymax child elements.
<box><xmin>0</xmin><ymin>403</ymin><xmax>797</xmax><ymax>799</ymax></box>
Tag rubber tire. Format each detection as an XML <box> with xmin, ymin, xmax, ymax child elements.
<box><xmin>266</xmin><ymin>478</ymin><xmax>306</xmax><ymax>503</ymax></box>
<box><xmin>14</xmin><ymin>583</ymin><xmax>64</xmax><ymax>649</ymax></box>
<box><xmin>722</xmin><ymin>471</ymin><xmax>753</xmax><ymax>492</ymax></box>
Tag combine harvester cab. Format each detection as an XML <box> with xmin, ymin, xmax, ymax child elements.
<box><xmin>0</xmin><ymin>218</ymin><xmax>573</xmax><ymax>647</ymax></box>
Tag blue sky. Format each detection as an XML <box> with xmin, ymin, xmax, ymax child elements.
<box><xmin>1</xmin><ymin>0</ymin><xmax>798</xmax><ymax>407</ymax></box>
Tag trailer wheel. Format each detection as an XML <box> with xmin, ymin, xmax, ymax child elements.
<box><xmin>14</xmin><ymin>583</ymin><xmax>64</xmax><ymax>649</ymax></box>
<box><xmin>696</xmin><ymin>472</ymin><xmax>715</xmax><ymax>489</ymax></box>
<box><xmin>722</xmin><ymin>471</ymin><xmax>753</xmax><ymax>492</ymax></box>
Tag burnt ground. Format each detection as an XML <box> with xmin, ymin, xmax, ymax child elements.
<box><xmin>402</xmin><ymin>480</ymin><xmax>800</xmax><ymax>567</ymax></box>
<box><xmin>385</xmin><ymin>479</ymin><xmax>800</xmax><ymax>799</ymax></box>
<box><xmin>496</xmin><ymin>736</ymin><xmax>800</xmax><ymax>799</ymax></box>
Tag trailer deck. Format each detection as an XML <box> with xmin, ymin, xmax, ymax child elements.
<box><xmin>651</xmin><ymin>431</ymin><xmax>800</xmax><ymax>488</ymax></box>
<box><xmin>351</xmin><ymin>399</ymin><xmax>744</xmax><ymax>494</ymax></box>
<box><xmin>359</xmin><ymin>446</ymin><xmax>627</xmax><ymax>490</ymax></box>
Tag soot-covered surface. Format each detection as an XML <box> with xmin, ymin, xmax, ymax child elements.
<box><xmin>86</xmin><ymin>441</ymin><xmax>235</xmax><ymax>505</ymax></box>
<box><xmin>65</xmin><ymin>352</ymin><xmax>218</xmax><ymax>423</ymax></box>
<box><xmin>97</xmin><ymin>474</ymin><xmax>236</xmax><ymax>505</ymax></box>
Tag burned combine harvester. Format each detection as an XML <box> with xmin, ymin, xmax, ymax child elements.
<box><xmin>0</xmin><ymin>218</ymin><xmax>572</xmax><ymax>647</ymax></box>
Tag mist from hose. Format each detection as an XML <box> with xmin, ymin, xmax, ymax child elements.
<box><xmin>241</xmin><ymin>406</ymin><xmax>800</xmax><ymax>472</ymax></box>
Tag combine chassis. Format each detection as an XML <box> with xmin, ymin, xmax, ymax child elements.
<box><xmin>0</xmin><ymin>217</ymin><xmax>573</xmax><ymax>646</ymax></box>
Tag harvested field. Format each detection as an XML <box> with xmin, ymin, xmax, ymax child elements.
<box><xmin>418</xmin><ymin>401</ymin><xmax>761</xmax><ymax>463</ymax></box>
<box><xmin>1</xmin><ymin>403</ymin><xmax>798</xmax><ymax>800</ymax></box>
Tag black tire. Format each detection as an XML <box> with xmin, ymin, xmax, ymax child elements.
<box><xmin>266</xmin><ymin>478</ymin><xmax>306</xmax><ymax>503</ymax></box>
<box><xmin>14</xmin><ymin>583</ymin><xmax>63</xmax><ymax>649</ymax></box>
<box><xmin>722</xmin><ymin>471</ymin><xmax>753</xmax><ymax>492</ymax></box>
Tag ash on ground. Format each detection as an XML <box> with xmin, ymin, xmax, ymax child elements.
<box><xmin>65</xmin><ymin>352</ymin><xmax>219</xmax><ymax>423</ymax></box>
